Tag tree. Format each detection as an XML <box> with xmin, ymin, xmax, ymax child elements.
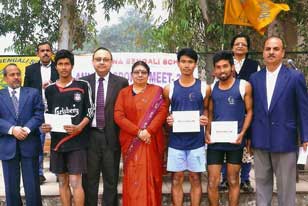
<box><xmin>80</xmin><ymin>8</ymin><xmax>160</xmax><ymax>53</ymax></box>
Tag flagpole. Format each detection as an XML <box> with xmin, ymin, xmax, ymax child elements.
<box><xmin>221</xmin><ymin>23</ymin><xmax>225</xmax><ymax>50</ymax></box>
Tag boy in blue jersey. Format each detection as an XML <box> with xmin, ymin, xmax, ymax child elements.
<box><xmin>163</xmin><ymin>48</ymin><xmax>210</xmax><ymax>206</ymax></box>
<box><xmin>206</xmin><ymin>51</ymin><xmax>253</xmax><ymax>206</ymax></box>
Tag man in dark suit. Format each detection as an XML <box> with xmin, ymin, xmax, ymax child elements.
<box><xmin>24</xmin><ymin>41</ymin><xmax>59</xmax><ymax>184</ymax></box>
<box><xmin>249</xmin><ymin>36</ymin><xmax>308</xmax><ymax>206</ymax></box>
<box><xmin>81</xmin><ymin>47</ymin><xmax>128</xmax><ymax>206</ymax></box>
<box><xmin>0</xmin><ymin>63</ymin><xmax>44</xmax><ymax>206</ymax></box>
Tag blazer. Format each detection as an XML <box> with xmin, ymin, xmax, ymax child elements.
<box><xmin>24</xmin><ymin>61</ymin><xmax>58</xmax><ymax>94</ymax></box>
<box><xmin>81</xmin><ymin>72</ymin><xmax>129</xmax><ymax>150</ymax></box>
<box><xmin>236</xmin><ymin>58</ymin><xmax>259</xmax><ymax>81</ymax></box>
<box><xmin>249</xmin><ymin>65</ymin><xmax>308</xmax><ymax>152</ymax></box>
<box><xmin>0</xmin><ymin>87</ymin><xmax>44</xmax><ymax>160</ymax></box>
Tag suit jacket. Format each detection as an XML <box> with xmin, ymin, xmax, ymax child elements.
<box><xmin>249</xmin><ymin>65</ymin><xmax>308</xmax><ymax>152</ymax></box>
<box><xmin>236</xmin><ymin>58</ymin><xmax>259</xmax><ymax>81</ymax></box>
<box><xmin>0</xmin><ymin>87</ymin><xmax>44</xmax><ymax>160</ymax></box>
<box><xmin>24</xmin><ymin>61</ymin><xmax>58</xmax><ymax>95</ymax></box>
<box><xmin>81</xmin><ymin>72</ymin><xmax>129</xmax><ymax>150</ymax></box>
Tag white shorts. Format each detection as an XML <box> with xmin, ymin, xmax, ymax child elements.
<box><xmin>167</xmin><ymin>146</ymin><xmax>206</xmax><ymax>172</ymax></box>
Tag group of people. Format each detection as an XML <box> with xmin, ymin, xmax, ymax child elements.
<box><xmin>0</xmin><ymin>35</ymin><xmax>307</xmax><ymax>206</ymax></box>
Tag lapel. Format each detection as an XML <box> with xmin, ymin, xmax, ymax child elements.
<box><xmin>105</xmin><ymin>73</ymin><xmax>116</xmax><ymax>107</ymax></box>
<box><xmin>238</xmin><ymin>58</ymin><xmax>248</xmax><ymax>78</ymax></box>
<box><xmin>268</xmin><ymin>66</ymin><xmax>289</xmax><ymax>112</ymax></box>
<box><xmin>35</xmin><ymin>63</ymin><xmax>43</xmax><ymax>86</ymax></box>
<box><xmin>88</xmin><ymin>73</ymin><xmax>96</xmax><ymax>102</ymax></box>
<box><xmin>258</xmin><ymin>69</ymin><xmax>268</xmax><ymax>113</ymax></box>
<box><xmin>18</xmin><ymin>87</ymin><xmax>29</xmax><ymax>115</ymax></box>
<box><xmin>1</xmin><ymin>89</ymin><xmax>17</xmax><ymax>117</ymax></box>
<box><xmin>50</xmin><ymin>62</ymin><xmax>58</xmax><ymax>82</ymax></box>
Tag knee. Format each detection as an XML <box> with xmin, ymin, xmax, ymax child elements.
<box><xmin>207</xmin><ymin>176</ymin><xmax>219</xmax><ymax>190</ymax></box>
<box><xmin>172</xmin><ymin>173</ymin><xmax>184</xmax><ymax>186</ymax></box>
<box><xmin>227</xmin><ymin>175</ymin><xmax>239</xmax><ymax>188</ymax></box>
<box><xmin>189</xmin><ymin>173</ymin><xmax>201</xmax><ymax>186</ymax></box>
<box><xmin>69</xmin><ymin>178</ymin><xmax>82</xmax><ymax>190</ymax></box>
<box><xmin>58</xmin><ymin>176</ymin><xmax>69</xmax><ymax>188</ymax></box>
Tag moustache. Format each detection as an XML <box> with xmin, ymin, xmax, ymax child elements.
<box><xmin>267</xmin><ymin>54</ymin><xmax>275</xmax><ymax>58</ymax></box>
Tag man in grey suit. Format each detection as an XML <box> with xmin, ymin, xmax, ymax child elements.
<box><xmin>81</xmin><ymin>47</ymin><xmax>128</xmax><ymax>206</ymax></box>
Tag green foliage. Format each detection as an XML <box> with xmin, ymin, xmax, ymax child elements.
<box><xmin>80</xmin><ymin>7</ymin><xmax>159</xmax><ymax>53</ymax></box>
<box><xmin>0</xmin><ymin>0</ymin><xmax>96</xmax><ymax>54</ymax></box>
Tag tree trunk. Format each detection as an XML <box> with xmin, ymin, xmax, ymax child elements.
<box><xmin>58</xmin><ymin>0</ymin><xmax>76</xmax><ymax>50</ymax></box>
<box><xmin>199</xmin><ymin>0</ymin><xmax>210</xmax><ymax>23</ymax></box>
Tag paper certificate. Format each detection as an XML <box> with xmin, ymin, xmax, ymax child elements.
<box><xmin>172</xmin><ymin>111</ymin><xmax>200</xmax><ymax>133</ymax></box>
<box><xmin>44</xmin><ymin>113</ymin><xmax>72</xmax><ymax>133</ymax></box>
<box><xmin>297</xmin><ymin>147</ymin><xmax>308</xmax><ymax>165</ymax></box>
<box><xmin>211</xmin><ymin>121</ymin><xmax>238</xmax><ymax>143</ymax></box>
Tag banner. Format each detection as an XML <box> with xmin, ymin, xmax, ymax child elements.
<box><xmin>0</xmin><ymin>53</ymin><xmax>198</xmax><ymax>89</ymax></box>
<box><xmin>224</xmin><ymin>0</ymin><xmax>290</xmax><ymax>35</ymax></box>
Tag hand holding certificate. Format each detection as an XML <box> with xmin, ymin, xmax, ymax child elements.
<box><xmin>172</xmin><ymin>111</ymin><xmax>200</xmax><ymax>133</ymax></box>
<box><xmin>211</xmin><ymin>121</ymin><xmax>238</xmax><ymax>143</ymax></box>
<box><xmin>44</xmin><ymin>113</ymin><xmax>72</xmax><ymax>133</ymax></box>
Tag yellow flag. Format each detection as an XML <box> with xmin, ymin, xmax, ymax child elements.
<box><xmin>224</xmin><ymin>0</ymin><xmax>290</xmax><ymax>35</ymax></box>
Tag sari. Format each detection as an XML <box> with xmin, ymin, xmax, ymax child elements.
<box><xmin>114</xmin><ymin>84</ymin><xmax>168</xmax><ymax>206</ymax></box>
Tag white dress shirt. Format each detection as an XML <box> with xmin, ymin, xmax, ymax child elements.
<box><xmin>266</xmin><ymin>64</ymin><xmax>282</xmax><ymax>109</ymax></box>
<box><xmin>91</xmin><ymin>72</ymin><xmax>110</xmax><ymax>127</ymax></box>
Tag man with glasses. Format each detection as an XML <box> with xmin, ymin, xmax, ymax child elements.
<box><xmin>81</xmin><ymin>47</ymin><xmax>128</xmax><ymax>206</ymax></box>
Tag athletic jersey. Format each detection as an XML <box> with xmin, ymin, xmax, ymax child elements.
<box><xmin>169</xmin><ymin>79</ymin><xmax>206</xmax><ymax>150</ymax></box>
<box><xmin>45</xmin><ymin>79</ymin><xmax>94</xmax><ymax>152</ymax></box>
<box><xmin>209</xmin><ymin>79</ymin><xmax>246</xmax><ymax>151</ymax></box>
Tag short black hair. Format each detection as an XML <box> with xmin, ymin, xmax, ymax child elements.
<box><xmin>55</xmin><ymin>50</ymin><xmax>74</xmax><ymax>66</ymax></box>
<box><xmin>177</xmin><ymin>48</ymin><xmax>198</xmax><ymax>62</ymax></box>
<box><xmin>92</xmin><ymin>47</ymin><xmax>113</xmax><ymax>60</ymax></box>
<box><xmin>131</xmin><ymin>61</ymin><xmax>150</xmax><ymax>74</ymax></box>
<box><xmin>2</xmin><ymin>63</ymin><xmax>19</xmax><ymax>77</ymax></box>
<box><xmin>213</xmin><ymin>51</ymin><xmax>234</xmax><ymax>67</ymax></box>
<box><xmin>37</xmin><ymin>41</ymin><xmax>52</xmax><ymax>52</ymax></box>
<box><xmin>230</xmin><ymin>34</ymin><xmax>250</xmax><ymax>50</ymax></box>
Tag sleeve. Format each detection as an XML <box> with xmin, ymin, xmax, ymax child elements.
<box><xmin>24</xmin><ymin>90</ymin><xmax>44</xmax><ymax>131</ymax></box>
<box><xmin>295</xmin><ymin>72</ymin><xmax>308</xmax><ymax>143</ymax></box>
<box><xmin>23</xmin><ymin>66</ymin><xmax>30</xmax><ymax>87</ymax></box>
<box><xmin>114</xmin><ymin>89</ymin><xmax>139</xmax><ymax>136</ymax></box>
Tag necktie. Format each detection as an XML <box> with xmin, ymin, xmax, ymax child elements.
<box><xmin>11</xmin><ymin>90</ymin><xmax>19</xmax><ymax>116</ymax></box>
<box><xmin>96</xmin><ymin>77</ymin><xmax>105</xmax><ymax>128</ymax></box>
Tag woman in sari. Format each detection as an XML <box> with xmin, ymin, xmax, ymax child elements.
<box><xmin>114</xmin><ymin>61</ymin><xmax>168</xmax><ymax>206</ymax></box>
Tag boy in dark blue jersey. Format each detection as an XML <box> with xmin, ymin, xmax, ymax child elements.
<box><xmin>206</xmin><ymin>51</ymin><xmax>253</xmax><ymax>206</ymax></box>
<box><xmin>163</xmin><ymin>48</ymin><xmax>210</xmax><ymax>206</ymax></box>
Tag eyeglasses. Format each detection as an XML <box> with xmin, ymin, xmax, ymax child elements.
<box><xmin>94</xmin><ymin>57</ymin><xmax>112</xmax><ymax>62</ymax></box>
<box><xmin>234</xmin><ymin>42</ymin><xmax>247</xmax><ymax>47</ymax></box>
<box><xmin>132</xmin><ymin>70</ymin><xmax>148</xmax><ymax>75</ymax></box>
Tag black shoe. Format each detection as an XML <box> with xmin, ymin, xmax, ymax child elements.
<box><xmin>240</xmin><ymin>180</ymin><xmax>254</xmax><ymax>192</ymax></box>
<box><xmin>39</xmin><ymin>175</ymin><xmax>46</xmax><ymax>185</ymax></box>
<box><xmin>218</xmin><ymin>180</ymin><xmax>228</xmax><ymax>191</ymax></box>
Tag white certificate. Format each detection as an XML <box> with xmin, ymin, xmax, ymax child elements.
<box><xmin>211</xmin><ymin>121</ymin><xmax>238</xmax><ymax>143</ymax></box>
<box><xmin>297</xmin><ymin>147</ymin><xmax>308</xmax><ymax>165</ymax></box>
<box><xmin>172</xmin><ymin>111</ymin><xmax>200</xmax><ymax>133</ymax></box>
<box><xmin>44</xmin><ymin>113</ymin><xmax>72</xmax><ymax>133</ymax></box>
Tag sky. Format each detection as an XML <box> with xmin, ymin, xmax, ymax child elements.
<box><xmin>0</xmin><ymin>0</ymin><xmax>168</xmax><ymax>54</ymax></box>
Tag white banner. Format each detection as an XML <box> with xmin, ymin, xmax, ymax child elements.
<box><xmin>73</xmin><ymin>52</ymin><xmax>198</xmax><ymax>87</ymax></box>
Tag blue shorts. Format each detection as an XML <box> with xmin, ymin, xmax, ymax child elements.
<box><xmin>167</xmin><ymin>146</ymin><xmax>206</xmax><ymax>172</ymax></box>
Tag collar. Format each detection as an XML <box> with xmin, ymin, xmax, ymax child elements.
<box><xmin>266</xmin><ymin>63</ymin><xmax>282</xmax><ymax>75</ymax></box>
<box><xmin>95</xmin><ymin>72</ymin><xmax>110</xmax><ymax>82</ymax></box>
<box><xmin>40</xmin><ymin>61</ymin><xmax>52</xmax><ymax>68</ymax></box>
<box><xmin>8</xmin><ymin>87</ymin><xmax>21</xmax><ymax>96</ymax></box>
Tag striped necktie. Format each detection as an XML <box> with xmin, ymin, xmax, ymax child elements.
<box><xmin>96</xmin><ymin>77</ymin><xmax>105</xmax><ymax>128</ymax></box>
<box><xmin>11</xmin><ymin>90</ymin><xmax>19</xmax><ymax>116</ymax></box>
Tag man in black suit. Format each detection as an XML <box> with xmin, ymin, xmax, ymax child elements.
<box><xmin>24</xmin><ymin>41</ymin><xmax>59</xmax><ymax>184</ymax></box>
<box><xmin>219</xmin><ymin>34</ymin><xmax>259</xmax><ymax>193</ymax></box>
<box><xmin>81</xmin><ymin>47</ymin><xmax>128</xmax><ymax>206</ymax></box>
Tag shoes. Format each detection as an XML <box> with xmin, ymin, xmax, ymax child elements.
<box><xmin>218</xmin><ymin>179</ymin><xmax>228</xmax><ymax>191</ymax></box>
<box><xmin>240</xmin><ymin>180</ymin><xmax>254</xmax><ymax>192</ymax></box>
<box><xmin>39</xmin><ymin>175</ymin><xmax>46</xmax><ymax>185</ymax></box>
